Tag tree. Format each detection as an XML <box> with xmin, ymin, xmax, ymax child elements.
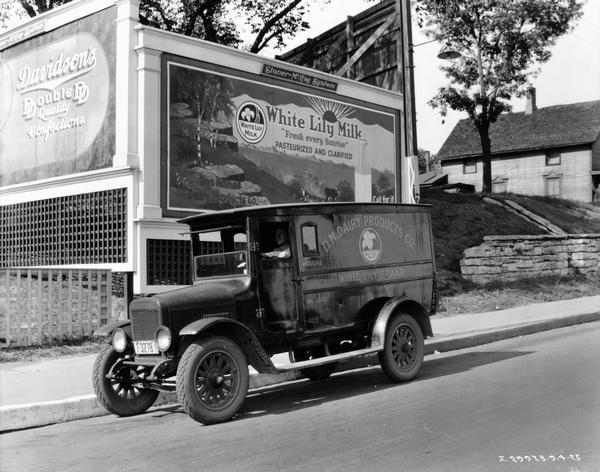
<box><xmin>417</xmin><ymin>148</ymin><xmax>431</xmax><ymax>174</ymax></box>
<box><xmin>336</xmin><ymin>180</ymin><xmax>354</xmax><ymax>202</ymax></box>
<box><xmin>414</xmin><ymin>0</ymin><xmax>583</xmax><ymax>193</ymax></box>
<box><xmin>376</xmin><ymin>172</ymin><xmax>390</xmax><ymax>191</ymax></box>
<box><xmin>16</xmin><ymin>0</ymin><xmax>71</xmax><ymax>17</ymax></box>
<box><xmin>170</xmin><ymin>68</ymin><xmax>236</xmax><ymax>165</ymax></box>
<box><xmin>3</xmin><ymin>0</ymin><xmax>327</xmax><ymax>54</ymax></box>
<box><xmin>139</xmin><ymin>0</ymin><xmax>242</xmax><ymax>48</ymax></box>
<box><xmin>239</xmin><ymin>0</ymin><xmax>308</xmax><ymax>53</ymax></box>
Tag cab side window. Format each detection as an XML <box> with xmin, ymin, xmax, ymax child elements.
<box><xmin>301</xmin><ymin>224</ymin><xmax>319</xmax><ymax>256</ymax></box>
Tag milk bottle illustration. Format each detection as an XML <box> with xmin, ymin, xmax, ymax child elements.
<box><xmin>354</xmin><ymin>139</ymin><xmax>371</xmax><ymax>201</ymax></box>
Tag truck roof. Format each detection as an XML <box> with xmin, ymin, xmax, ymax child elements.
<box><xmin>179</xmin><ymin>202</ymin><xmax>431</xmax><ymax>228</ymax></box>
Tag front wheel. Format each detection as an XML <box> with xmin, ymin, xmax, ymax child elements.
<box><xmin>92</xmin><ymin>343</ymin><xmax>159</xmax><ymax>416</ymax></box>
<box><xmin>177</xmin><ymin>336</ymin><xmax>249</xmax><ymax>425</ymax></box>
<box><xmin>378</xmin><ymin>313</ymin><xmax>424</xmax><ymax>382</ymax></box>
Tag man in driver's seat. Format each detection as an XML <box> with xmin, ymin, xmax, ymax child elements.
<box><xmin>262</xmin><ymin>227</ymin><xmax>291</xmax><ymax>259</ymax></box>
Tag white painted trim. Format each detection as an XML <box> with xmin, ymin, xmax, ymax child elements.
<box><xmin>0</xmin><ymin>166</ymin><xmax>135</xmax><ymax>204</ymax></box>
<box><xmin>1</xmin><ymin>167</ymin><xmax>137</xmax><ymax>272</ymax></box>
<box><xmin>114</xmin><ymin>0</ymin><xmax>140</xmax><ymax>167</ymax></box>
<box><xmin>133</xmin><ymin>218</ymin><xmax>191</xmax><ymax>293</ymax></box>
<box><xmin>136</xmin><ymin>26</ymin><xmax>404</xmax><ymax>110</ymax></box>
<box><xmin>134</xmin><ymin>218</ymin><xmax>189</xmax><ymax>230</ymax></box>
<box><xmin>143</xmin><ymin>285</ymin><xmax>190</xmax><ymax>294</ymax></box>
<box><xmin>18</xmin><ymin>263</ymin><xmax>133</xmax><ymax>271</ymax></box>
<box><xmin>136</xmin><ymin>46</ymin><xmax>163</xmax><ymax>220</ymax></box>
<box><xmin>0</xmin><ymin>0</ymin><xmax>118</xmax><ymax>50</ymax></box>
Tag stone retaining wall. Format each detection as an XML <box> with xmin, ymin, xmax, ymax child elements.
<box><xmin>460</xmin><ymin>235</ymin><xmax>600</xmax><ymax>284</ymax></box>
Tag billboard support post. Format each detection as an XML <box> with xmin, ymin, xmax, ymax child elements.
<box><xmin>136</xmin><ymin>45</ymin><xmax>162</xmax><ymax>219</ymax></box>
<box><xmin>114</xmin><ymin>0</ymin><xmax>140</xmax><ymax>167</ymax></box>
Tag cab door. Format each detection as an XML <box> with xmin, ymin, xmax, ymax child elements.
<box><xmin>293</xmin><ymin>214</ymin><xmax>361</xmax><ymax>334</ymax></box>
<box><xmin>293</xmin><ymin>215</ymin><xmax>337</xmax><ymax>333</ymax></box>
<box><xmin>253</xmin><ymin>218</ymin><xmax>303</xmax><ymax>334</ymax></box>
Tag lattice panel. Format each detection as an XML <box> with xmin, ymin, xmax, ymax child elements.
<box><xmin>0</xmin><ymin>189</ymin><xmax>127</xmax><ymax>267</ymax></box>
<box><xmin>147</xmin><ymin>239</ymin><xmax>191</xmax><ymax>285</ymax></box>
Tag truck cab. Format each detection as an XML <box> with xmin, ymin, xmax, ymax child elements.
<box><xmin>93</xmin><ymin>203</ymin><xmax>437</xmax><ymax>424</ymax></box>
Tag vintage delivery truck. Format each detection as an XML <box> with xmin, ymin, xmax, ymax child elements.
<box><xmin>93</xmin><ymin>202</ymin><xmax>437</xmax><ymax>424</ymax></box>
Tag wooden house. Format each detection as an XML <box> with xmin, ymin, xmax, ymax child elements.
<box><xmin>437</xmin><ymin>92</ymin><xmax>600</xmax><ymax>202</ymax></box>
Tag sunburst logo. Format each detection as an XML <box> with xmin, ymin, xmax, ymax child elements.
<box><xmin>306</xmin><ymin>96</ymin><xmax>355</xmax><ymax>123</ymax></box>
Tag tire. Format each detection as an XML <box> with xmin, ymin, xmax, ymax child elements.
<box><xmin>92</xmin><ymin>343</ymin><xmax>159</xmax><ymax>416</ymax></box>
<box><xmin>177</xmin><ymin>336</ymin><xmax>249</xmax><ymax>425</ymax></box>
<box><xmin>292</xmin><ymin>346</ymin><xmax>338</xmax><ymax>381</ymax></box>
<box><xmin>378</xmin><ymin>313</ymin><xmax>424</xmax><ymax>382</ymax></box>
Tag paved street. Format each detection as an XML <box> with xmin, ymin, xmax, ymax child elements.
<box><xmin>2</xmin><ymin>322</ymin><xmax>599</xmax><ymax>472</ymax></box>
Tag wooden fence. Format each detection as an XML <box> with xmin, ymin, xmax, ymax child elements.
<box><xmin>0</xmin><ymin>268</ymin><xmax>112</xmax><ymax>347</ymax></box>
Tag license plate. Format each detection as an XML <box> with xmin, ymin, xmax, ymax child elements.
<box><xmin>134</xmin><ymin>340</ymin><xmax>159</xmax><ymax>355</ymax></box>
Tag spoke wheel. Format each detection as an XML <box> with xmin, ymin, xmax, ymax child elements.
<box><xmin>177</xmin><ymin>336</ymin><xmax>249</xmax><ymax>424</ymax></box>
<box><xmin>92</xmin><ymin>343</ymin><xmax>159</xmax><ymax>416</ymax></box>
<box><xmin>378</xmin><ymin>313</ymin><xmax>424</xmax><ymax>382</ymax></box>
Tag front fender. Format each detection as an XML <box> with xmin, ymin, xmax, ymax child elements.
<box><xmin>371</xmin><ymin>297</ymin><xmax>431</xmax><ymax>349</ymax></box>
<box><xmin>180</xmin><ymin>317</ymin><xmax>246</xmax><ymax>336</ymax></box>
<box><xmin>94</xmin><ymin>320</ymin><xmax>131</xmax><ymax>337</ymax></box>
<box><xmin>179</xmin><ymin>318</ymin><xmax>276</xmax><ymax>374</ymax></box>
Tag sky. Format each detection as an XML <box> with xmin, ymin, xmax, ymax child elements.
<box><xmin>256</xmin><ymin>0</ymin><xmax>600</xmax><ymax>155</ymax></box>
<box><xmin>4</xmin><ymin>0</ymin><xmax>598</xmax><ymax>154</ymax></box>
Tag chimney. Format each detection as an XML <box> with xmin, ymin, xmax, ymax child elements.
<box><xmin>525</xmin><ymin>87</ymin><xmax>537</xmax><ymax>114</ymax></box>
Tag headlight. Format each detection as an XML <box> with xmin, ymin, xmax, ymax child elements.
<box><xmin>112</xmin><ymin>328</ymin><xmax>128</xmax><ymax>353</ymax></box>
<box><xmin>156</xmin><ymin>326</ymin><xmax>172</xmax><ymax>352</ymax></box>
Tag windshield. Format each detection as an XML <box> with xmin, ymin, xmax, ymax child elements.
<box><xmin>192</xmin><ymin>227</ymin><xmax>248</xmax><ymax>280</ymax></box>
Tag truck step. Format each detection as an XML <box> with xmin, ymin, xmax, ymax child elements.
<box><xmin>274</xmin><ymin>347</ymin><xmax>381</xmax><ymax>372</ymax></box>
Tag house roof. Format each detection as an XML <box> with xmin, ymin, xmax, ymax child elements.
<box><xmin>437</xmin><ymin>100</ymin><xmax>600</xmax><ymax>161</ymax></box>
<box><xmin>419</xmin><ymin>171</ymin><xmax>447</xmax><ymax>186</ymax></box>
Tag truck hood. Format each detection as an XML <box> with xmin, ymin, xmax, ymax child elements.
<box><xmin>153</xmin><ymin>276</ymin><xmax>252</xmax><ymax>315</ymax></box>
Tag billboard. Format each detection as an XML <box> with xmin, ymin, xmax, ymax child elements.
<box><xmin>166</xmin><ymin>60</ymin><xmax>399</xmax><ymax>212</ymax></box>
<box><xmin>0</xmin><ymin>7</ymin><xmax>116</xmax><ymax>187</ymax></box>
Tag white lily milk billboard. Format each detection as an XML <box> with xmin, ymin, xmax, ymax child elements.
<box><xmin>0</xmin><ymin>7</ymin><xmax>116</xmax><ymax>187</ymax></box>
<box><xmin>165</xmin><ymin>59</ymin><xmax>399</xmax><ymax>213</ymax></box>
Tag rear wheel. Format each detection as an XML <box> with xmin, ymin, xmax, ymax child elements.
<box><xmin>177</xmin><ymin>336</ymin><xmax>249</xmax><ymax>425</ymax></box>
<box><xmin>291</xmin><ymin>346</ymin><xmax>338</xmax><ymax>381</ymax></box>
<box><xmin>92</xmin><ymin>343</ymin><xmax>159</xmax><ymax>416</ymax></box>
<box><xmin>378</xmin><ymin>313</ymin><xmax>424</xmax><ymax>382</ymax></box>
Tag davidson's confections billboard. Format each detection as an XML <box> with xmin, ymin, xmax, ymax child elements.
<box><xmin>166</xmin><ymin>60</ymin><xmax>399</xmax><ymax>212</ymax></box>
<box><xmin>0</xmin><ymin>7</ymin><xmax>116</xmax><ymax>186</ymax></box>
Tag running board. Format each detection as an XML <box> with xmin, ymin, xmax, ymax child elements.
<box><xmin>274</xmin><ymin>347</ymin><xmax>381</xmax><ymax>372</ymax></box>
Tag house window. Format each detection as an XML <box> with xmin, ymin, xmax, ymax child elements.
<box><xmin>546</xmin><ymin>152</ymin><xmax>561</xmax><ymax>166</ymax></box>
<box><xmin>463</xmin><ymin>160</ymin><xmax>477</xmax><ymax>174</ymax></box>
<box><xmin>545</xmin><ymin>176</ymin><xmax>561</xmax><ymax>196</ymax></box>
<box><xmin>492</xmin><ymin>178</ymin><xmax>508</xmax><ymax>194</ymax></box>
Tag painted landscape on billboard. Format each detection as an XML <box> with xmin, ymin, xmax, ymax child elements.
<box><xmin>167</xmin><ymin>62</ymin><xmax>397</xmax><ymax>212</ymax></box>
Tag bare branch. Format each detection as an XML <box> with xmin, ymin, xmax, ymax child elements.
<box><xmin>19</xmin><ymin>0</ymin><xmax>37</xmax><ymax>17</ymax></box>
<box><xmin>249</xmin><ymin>0</ymin><xmax>303</xmax><ymax>53</ymax></box>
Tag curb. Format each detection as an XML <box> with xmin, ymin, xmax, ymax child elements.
<box><xmin>424</xmin><ymin>311</ymin><xmax>600</xmax><ymax>354</ymax></box>
<box><xmin>2</xmin><ymin>312</ymin><xmax>598</xmax><ymax>432</ymax></box>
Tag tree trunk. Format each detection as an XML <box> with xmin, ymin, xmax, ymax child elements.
<box><xmin>196</xmin><ymin>97</ymin><xmax>203</xmax><ymax>166</ymax></box>
<box><xmin>478</xmin><ymin>125</ymin><xmax>492</xmax><ymax>194</ymax></box>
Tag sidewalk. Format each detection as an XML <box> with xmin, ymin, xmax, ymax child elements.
<box><xmin>2</xmin><ymin>295</ymin><xmax>600</xmax><ymax>432</ymax></box>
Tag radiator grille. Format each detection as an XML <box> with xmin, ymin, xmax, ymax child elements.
<box><xmin>130</xmin><ymin>307</ymin><xmax>160</xmax><ymax>341</ymax></box>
